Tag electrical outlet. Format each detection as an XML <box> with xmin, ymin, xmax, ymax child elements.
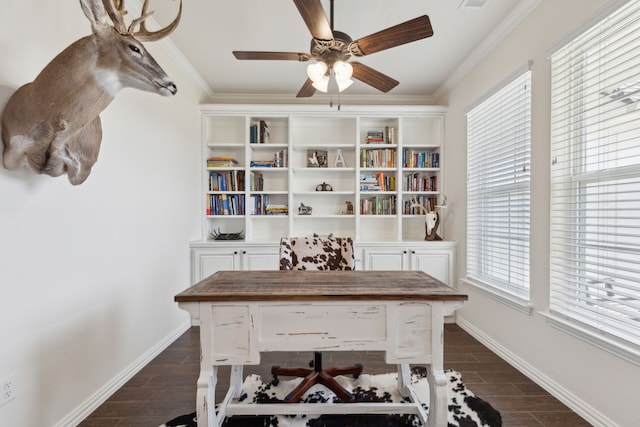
<box><xmin>0</xmin><ymin>374</ymin><xmax>16</xmax><ymax>407</ymax></box>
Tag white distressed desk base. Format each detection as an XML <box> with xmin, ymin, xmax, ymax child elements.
<box><xmin>179</xmin><ymin>300</ymin><xmax>463</xmax><ymax>427</ymax></box>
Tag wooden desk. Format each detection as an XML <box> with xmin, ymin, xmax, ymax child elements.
<box><xmin>175</xmin><ymin>270</ymin><xmax>467</xmax><ymax>427</ymax></box>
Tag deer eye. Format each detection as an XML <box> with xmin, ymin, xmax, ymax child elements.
<box><xmin>129</xmin><ymin>45</ymin><xmax>141</xmax><ymax>54</ymax></box>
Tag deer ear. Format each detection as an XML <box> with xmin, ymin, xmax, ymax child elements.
<box><xmin>80</xmin><ymin>0</ymin><xmax>109</xmax><ymax>29</ymax></box>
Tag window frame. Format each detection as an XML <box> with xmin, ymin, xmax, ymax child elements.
<box><xmin>465</xmin><ymin>69</ymin><xmax>532</xmax><ymax>305</ymax></box>
<box><xmin>547</xmin><ymin>0</ymin><xmax>640</xmax><ymax>361</ymax></box>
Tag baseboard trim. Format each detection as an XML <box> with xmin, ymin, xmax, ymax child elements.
<box><xmin>54</xmin><ymin>321</ymin><xmax>192</xmax><ymax>427</ymax></box>
<box><xmin>456</xmin><ymin>317</ymin><xmax>619</xmax><ymax>427</ymax></box>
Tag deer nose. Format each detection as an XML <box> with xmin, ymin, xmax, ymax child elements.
<box><xmin>167</xmin><ymin>82</ymin><xmax>177</xmax><ymax>95</ymax></box>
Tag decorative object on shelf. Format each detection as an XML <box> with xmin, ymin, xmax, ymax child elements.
<box><xmin>231</xmin><ymin>0</ymin><xmax>433</xmax><ymax>99</ymax></box>
<box><xmin>409</xmin><ymin>195</ymin><xmax>447</xmax><ymax>241</ymax></box>
<box><xmin>307</xmin><ymin>149</ymin><xmax>328</xmax><ymax>167</ymax></box>
<box><xmin>345</xmin><ymin>201</ymin><xmax>354</xmax><ymax>215</ymax></box>
<box><xmin>298</xmin><ymin>203</ymin><xmax>313</xmax><ymax>215</ymax></box>
<box><xmin>315</xmin><ymin>182</ymin><xmax>333</xmax><ymax>191</ymax></box>
<box><xmin>334</xmin><ymin>148</ymin><xmax>347</xmax><ymax>167</ymax></box>
<box><xmin>1</xmin><ymin>0</ymin><xmax>182</xmax><ymax>185</ymax></box>
<box><xmin>209</xmin><ymin>228</ymin><xmax>245</xmax><ymax>241</ymax></box>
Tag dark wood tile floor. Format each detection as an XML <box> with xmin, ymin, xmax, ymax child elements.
<box><xmin>78</xmin><ymin>324</ymin><xmax>591</xmax><ymax>427</ymax></box>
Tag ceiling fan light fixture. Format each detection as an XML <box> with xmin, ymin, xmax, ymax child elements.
<box><xmin>333</xmin><ymin>61</ymin><xmax>353</xmax><ymax>80</ymax></box>
<box><xmin>312</xmin><ymin>75</ymin><xmax>330</xmax><ymax>92</ymax></box>
<box><xmin>307</xmin><ymin>61</ymin><xmax>328</xmax><ymax>83</ymax></box>
<box><xmin>337</xmin><ymin>77</ymin><xmax>354</xmax><ymax>92</ymax></box>
<box><xmin>333</xmin><ymin>61</ymin><xmax>354</xmax><ymax>92</ymax></box>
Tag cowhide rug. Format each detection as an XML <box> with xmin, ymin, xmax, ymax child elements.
<box><xmin>160</xmin><ymin>367</ymin><xmax>502</xmax><ymax>427</ymax></box>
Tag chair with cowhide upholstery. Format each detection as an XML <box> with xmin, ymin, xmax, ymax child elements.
<box><xmin>272</xmin><ymin>236</ymin><xmax>362</xmax><ymax>402</ymax></box>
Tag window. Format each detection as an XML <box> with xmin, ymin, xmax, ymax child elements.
<box><xmin>466</xmin><ymin>70</ymin><xmax>531</xmax><ymax>300</ymax></box>
<box><xmin>550</xmin><ymin>0</ymin><xmax>640</xmax><ymax>347</ymax></box>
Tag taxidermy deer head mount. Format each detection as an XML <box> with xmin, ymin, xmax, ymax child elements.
<box><xmin>1</xmin><ymin>0</ymin><xmax>182</xmax><ymax>185</ymax></box>
<box><xmin>410</xmin><ymin>196</ymin><xmax>445</xmax><ymax>241</ymax></box>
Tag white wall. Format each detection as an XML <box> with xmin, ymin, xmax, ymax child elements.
<box><xmin>437</xmin><ymin>1</ymin><xmax>638</xmax><ymax>426</ymax></box>
<box><xmin>0</xmin><ymin>1</ymin><xmax>204</xmax><ymax>425</ymax></box>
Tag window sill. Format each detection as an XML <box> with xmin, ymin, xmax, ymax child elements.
<box><xmin>460</xmin><ymin>278</ymin><xmax>534</xmax><ymax>315</ymax></box>
<box><xmin>539</xmin><ymin>311</ymin><xmax>640</xmax><ymax>366</ymax></box>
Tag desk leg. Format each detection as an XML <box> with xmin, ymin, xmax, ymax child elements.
<box><xmin>195</xmin><ymin>367</ymin><xmax>219</xmax><ymax>427</ymax></box>
<box><xmin>427</xmin><ymin>302</ymin><xmax>447</xmax><ymax>427</ymax></box>
<box><xmin>229</xmin><ymin>365</ymin><xmax>244</xmax><ymax>397</ymax></box>
<box><xmin>396</xmin><ymin>363</ymin><xmax>411</xmax><ymax>396</ymax></box>
<box><xmin>426</xmin><ymin>365</ymin><xmax>447</xmax><ymax>427</ymax></box>
<box><xmin>198</xmin><ymin>365</ymin><xmax>244</xmax><ymax>427</ymax></box>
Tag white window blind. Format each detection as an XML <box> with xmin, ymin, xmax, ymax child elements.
<box><xmin>550</xmin><ymin>0</ymin><xmax>640</xmax><ymax>346</ymax></box>
<box><xmin>466</xmin><ymin>71</ymin><xmax>531</xmax><ymax>299</ymax></box>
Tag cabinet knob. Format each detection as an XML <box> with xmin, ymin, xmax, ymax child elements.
<box><xmin>403</xmin><ymin>250</ymin><xmax>407</xmax><ymax>254</ymax></box>
<box><xmin>234</xmin><ymin>251</ymin><xmax>238</xmax><ymax>255</ymax></box>
<box><xmin>242</xmin><ymin>250</ymin><xmax>246</xmax><ymax>254</ymax></box>
<box><xmin>412</xmin><ymin>250</ymin><xmax>416</xmax><ymax>254</ymax></box>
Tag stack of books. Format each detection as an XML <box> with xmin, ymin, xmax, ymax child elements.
<box><xmin>207</xmin><ymin>157</ymin><xmax>239</xmax><ymax>167</ymax></box>
<box><xmin>366</xmin><ymin>130</ymin><xmax>385</xmax><ymax>144</ymax></box>
<box><xmin>360</xmin><ymin>174</ymin><xmax>381</xmax><ymax>191</ymax></box>
<box><xmin>265</xmin><ymin>205</ymin><xmax>288</xmax><ymax>215</ymax></box>
<box><xmin>250</xmin><ymin>160</ymin><xmax>276</xmax><ymax>167</ymax></box>
<box><xmin>361</xmin><ymin>172</ymin><xmax>396</xmax><ymax>191</ymax></box>
<box><xmin>251</xmin><ymin>149</ymin><xmax>288</xmax><ymax>168</ymax></box>
<box><xmin>365</xmin><ymin>127</ymin><xmax>395</xmax><ymax>144</ymax></box>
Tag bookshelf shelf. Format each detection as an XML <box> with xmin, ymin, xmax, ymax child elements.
<box><xmin>199</xmin><ymin>104</ymin><xmax>445</xmax><ymax>243</ymax></box>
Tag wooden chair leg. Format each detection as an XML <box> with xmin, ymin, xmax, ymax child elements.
<box><xmin>318</xmin><ymin>371</ymin><xmax>357</xmax><ymax>402</ymax></box>
<box><xmin>284</xmin><ymin>371</ymin><xmax>320</xmax><ymax>402</ymax></box>
<box><xmin>273</xmin><ymin>352</ymin><xmax>363</xmax><ymax>403</ymax></box>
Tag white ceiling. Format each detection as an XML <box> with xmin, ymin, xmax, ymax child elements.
<box><xmin>150</xmin><ymin>0</ymin><xmax>537</xmax><ymax>103</ymax></box>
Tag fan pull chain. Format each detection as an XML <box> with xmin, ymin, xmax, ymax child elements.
<box><xmin>329</xmin><ymin>95</ymin><xmax>342</xmax><ymax>111</ymax></box>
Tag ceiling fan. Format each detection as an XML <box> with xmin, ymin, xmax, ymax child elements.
<box><xmin>232</xmin><ymin>0</ymin><xmax>434</xmax><ymax>98</ymax></box>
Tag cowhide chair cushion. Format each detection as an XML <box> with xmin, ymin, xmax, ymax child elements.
<box><xmin>279</xmin><ymin>236</ymin><xmax>355</xmax><ymax>271</ymax></box>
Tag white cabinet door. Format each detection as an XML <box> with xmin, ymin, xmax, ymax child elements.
<box><xmin>192</xmin><ymin>244</ymin><xmax>280</xmax><ymax>284</ymax></box>
<box><xmin>193</xmin><ymin>249</ymin><xmax>239</xmax><ymax>284</ymax></box>
<box><xmin>410</xmin><ymin>250</ymin><xmax>451</xmax><ymax>285</ymax></box>
<box><xmin>362</xmin><ymin>247</ymin><xmax>408</xmax><ymax>270</ymax></box>
<box><xmin>242</xmin><ymin>249</ymin><xmax>279</xmax><ymax>271</ymax></box>
<box><xmin>360</xmin><ymin>243</ymin><xmax>457</xmax><ymax>287</ymax></box>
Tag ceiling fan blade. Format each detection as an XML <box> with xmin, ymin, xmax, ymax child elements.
<box><xmin>351</xmin><ymin>62</ymin><xmax>399</xmax><ymax>93</ymax></box>
<box><xmin>293</xmin><ymin>0</ymin><xmax>333</xmax><ymax>40</ymax></box>
<box><xmin>233</xmin><ymin>51</ymin><xmax>311</xmax><ymax>61</ymax></box>
<box><xmin>352</xmin><ymin>15</ymin><xmax>433</xmax><ymax>56</ymax></box>
<box><xmin>296</xmin><ymin>78</ymin><xmax>316</xmax><ymax>98</ymax></box>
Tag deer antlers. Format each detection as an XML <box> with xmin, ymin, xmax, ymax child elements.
<box><xmin>409</xmin><ymin>196</ymin><xmax>443</xmax><ymax>241</ymax></box>
<box><xmin>102</xmin><ymin>0</ymin><xmax>182</xmax><ymax>41</ymax></box>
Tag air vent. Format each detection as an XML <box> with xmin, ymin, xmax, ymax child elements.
<box><xmin>459</xmin><ymin>0</ymin><xmax>489</xmax><ymax>8</ymax></box>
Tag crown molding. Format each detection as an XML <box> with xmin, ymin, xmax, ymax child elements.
<box><xmin>433</xmin><ymin>0</ymin><xmax>542</xmax><ymax>101</ymax></box>
<box><xmin>129</xmin><ymin>0</ymin><xmax>215</xmax><ymax>99</ymax></box>
<box><xmin>205</xmin><ymin>92</ymin><xmax>437</xmax><ymax>106</ymax></box>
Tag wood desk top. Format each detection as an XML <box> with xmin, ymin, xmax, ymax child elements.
<box><xmin>175</xmin><ymin>270</ymin><xmax>468</xmax><ymax>303</ymax></box>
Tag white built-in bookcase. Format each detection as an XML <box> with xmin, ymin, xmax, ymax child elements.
<box><xmin>200</xmin><ymin>104</ymin><xmax>446</xmax><ymax>243</ymax></box>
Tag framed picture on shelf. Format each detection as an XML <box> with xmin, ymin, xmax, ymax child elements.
<box><xmin>307</xmin><ymin>150</ymin><xmax>328</xmax><ymax>167</ymax></box>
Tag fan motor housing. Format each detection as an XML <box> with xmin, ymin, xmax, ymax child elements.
<box><xmin>311</xmin><ymin>30</ymin><xmax>352</xmax><ymax>63</ymax></box>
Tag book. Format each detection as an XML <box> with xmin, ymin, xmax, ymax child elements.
<box><xmin>259</xmin><ymin>120</ymin><xmax>269</xmax><ymax>144</ymax></box>
<box><xmin>250</xmin><ymin>120</ymin><xmax>270</xmax><ymax>143</ymax></box>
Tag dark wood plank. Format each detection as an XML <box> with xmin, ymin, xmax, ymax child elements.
<box><xmin>79</xmin><ymin>324</ymin><xmax>591</xmax><ymax>427</ymax></box>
